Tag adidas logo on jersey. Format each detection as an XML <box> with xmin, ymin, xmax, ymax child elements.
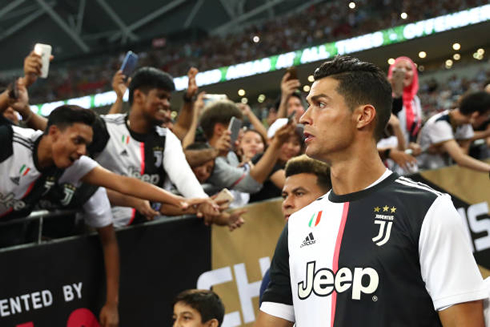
<box><xmin>120</xmin><ymin>149</ymin><xmax>129</xmax><ymax>156</ymax></box>
<box><xmin>10</xmin><ymin>177</ymin><xmax>20</xmax><ymax>185</ymax></box>
<box><xmin>298</xmin><ymin>261</ymin><xmax>379</xmax><ymax>301</ymax></box>
<box><xmin>300</xmin><ymin>232</ymin><xmax>316</xmax><ymax>248</ymax></box>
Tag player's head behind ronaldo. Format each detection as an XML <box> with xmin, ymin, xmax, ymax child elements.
<box><xmin>312</xmin><ymin>55</ymin><xmax>392</xmax><ymax>141</ymax></box>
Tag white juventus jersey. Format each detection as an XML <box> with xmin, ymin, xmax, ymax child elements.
<box><xmin>0</xmin><ymin>125</ymin><xmax>97</xmax><ymax>219</ymax></box>
<box><xmin>261</xmin><ymin>171</ymin><xmax>486</xmax><ymax>326</ymax></box>
<box><xmin>93</xmin><ymin>114</ymin><xmax>206</xmax><ymax>227</ymax></box>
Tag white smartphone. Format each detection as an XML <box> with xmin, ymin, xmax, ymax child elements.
<box><xmin>34</xmin><ymin>43</ymin><xmax>52</xmax><ymax>78</ymax></box>
<box><xmin>215</xmin><ymin>188</ymin><xmax>234</xmax><ymax>204</ymax></box>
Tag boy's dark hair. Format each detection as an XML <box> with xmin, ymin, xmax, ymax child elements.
<box><xmin>128</xmin><ymin>67</ymin><xmax>175</xmax><ymax>105</ymax></box>
<box><xmin>199</xmin><ymin>100</ymin><xmax>243</xmax><ymax>140</ymax></box>
<box><xmin>174</xmin><ymin>289</ymin><xmax>224</xmax><ymax>326</ymax></box>
<box><xmin>285</xmin><ymin>154</ymin><xmax>331</xmax><ymax>192</ymax></box>
<box><xmin>313</xmin><ymin>56</ymin><xmax>392</xmax><ymax>141</ymax></box>
<box><xmin>185</xmin><ymin>142</ymin><xmax>212</xmax><ymax>151</ymax></box>
<box><xmin>45</xmin><ymin>105</ymin><xmax>96</xmax><ymax>134</ymax></box>
<box><xmin>459</xmin><ymin>91</ymin><xmax>490</xmax><ymax>115</ymax></box>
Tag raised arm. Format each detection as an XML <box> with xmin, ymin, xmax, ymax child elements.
<box><xmin>237</xmin><ymin>103</ymin><xmax>268</xmax><ymax>142</ymax></box>
<box><xmin>108</xmin><ymin>70</ymin><xmax>130</xmax><ymax>115</ymax></box>
<box><xmin>277</xmin><ymin>72</ymin><xmax>301</xmax><ymax>119</ymax></box>
<box><xmin>250</xmin><ymin>123</ymin><xmax>296</xmax><ymax>183</ymax></box>
<box><xmin>9</xmin><ymin>79</ymin><xmax>47</xmax><ymax>130</ymax></box>
<box><xmin>182</xmin><ymin>91</ymin><xmax>206</xmax><ymax>149</ymax></box>
<box><xmin>173</xmin><ymin>67</ymin><xmax>199</xmax><ymax>141</ymax></box>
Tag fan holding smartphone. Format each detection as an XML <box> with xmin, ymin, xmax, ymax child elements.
<box><xmin>108</xmin><ymin>51</ymin><xmax>139</xmax><ymax>114</ymax></box>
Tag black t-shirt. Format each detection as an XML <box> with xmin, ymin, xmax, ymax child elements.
<box><xmin>249</xmin><ymin>153</ymin><xmax>284</xmax><ymax>203</ymax></box>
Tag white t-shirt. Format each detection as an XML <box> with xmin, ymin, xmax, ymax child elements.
<box><xmin>418</xmin><ymin>110</ymin><xmax>474</xmax><ymax>170</ymax></box>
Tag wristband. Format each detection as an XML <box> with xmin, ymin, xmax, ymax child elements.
<box><xmin>183</xmin><ymin>92</ymin><xmax>196</xmax><ymax>103</ymax></box>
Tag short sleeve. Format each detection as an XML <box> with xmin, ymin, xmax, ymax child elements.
<box><xmin>427</xmin><ymin>121</ymin><xmax>455</xmax><ymax>145</ymax></box>
<box><xmin>419</xmin><ymin>194</ymin><xmax>487</xmax><ymax>310</ymax></box>
<box><xmin>61</xmin><ymin>156</ymin><xmax>99</xmax><ymax>184</ymax></box>
<box><xmin>455</xmin><ymin>124</ymin><xmax>474</xmax><ymax>141</ymax></box>
<box><xmin>81</xmin><ymin>187</ymin><xmax>113</xmax><ymax>228</ymax></box>
<box><xmin>261</xmin><ymin>223</ymin><xmax>295</xmax><ymax>322</ymax></box>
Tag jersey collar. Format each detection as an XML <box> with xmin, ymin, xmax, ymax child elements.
<box><xmin>328</xmin><ymin>171</ymin><xmax>398</xmax><ymax>203</ymax></box>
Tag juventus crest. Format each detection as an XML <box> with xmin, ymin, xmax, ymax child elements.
<box><xmin>372</xmin><ymin>205</ymin><xmax>396</xmax><ymax>246</ymax></box>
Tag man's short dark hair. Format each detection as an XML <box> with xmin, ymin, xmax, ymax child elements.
<box><xmin>199</xmin><ymin>100</ymin><xmax>243</xmax><ymax>139</ymax></box>
<box><xmin>128</xmin><ymin>67</ymin><xmax>175</xmax><ymax>105</ymax></box>
<box><xmin>45</xmin><ymin>105</ymin><xmax>96</xmax><ymax>134</ymax></box>
<box><xmin>185</xmin><ymin>142</ymin><xmax>211</xmax><ymax>151</ymax></box>
<box><xmin>459</xmin><ymin>91</ymin><xmax>490</xmax><ymax>115</ymax></box>
<box><xmin>174</xmin><ymin>289</ymin><xmax>224</xmax><ymax>326</ymax></box>
<box><xmin>313</xmin><ymin>56</ymin><xmax>392</xmax><ymax>141</ymax></box>
<box><xmin>285</xmin><ymin>154</ymin><xmax>331</xmax><ymax>192</ymax></box>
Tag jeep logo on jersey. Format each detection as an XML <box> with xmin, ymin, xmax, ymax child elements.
<box><xmin>126</xmin><ymin>167</ymin><xmax>160</xmax><ymax>184</ymax></box>
<box><xmin>0</xmin><ymin>192</ymin><xmax>26</xmax><ymax>211</ymax></box>
<box><xmin>298</xmin><ymin>261</ymin><xmax>379</xmax><ymax>300</ymax></box>
<box><xmin>372</xmin><ymin>206</ymin><xmax>395</xmax><ymax>246</ymax></box>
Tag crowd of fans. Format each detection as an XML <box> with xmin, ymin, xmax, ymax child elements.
<box><xmin>0</xmin><ymin>0</ymin><xmax>486</xmax><ymax>104</ymax></box>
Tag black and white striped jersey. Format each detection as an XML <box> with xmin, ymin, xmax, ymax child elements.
<box><xmin>91</xmin><ymin>114</ymin><xmax>207</xmax><ymax>227</ymax></box>
<box><xmin>261</xmin><ymin>170</ymin><xmax>486</xmax><ymax>326</ymax></box>
<box><xmin>0</xmin><ymin>125</ymin><xmax>98</xmax><ymax>220</ymax></box>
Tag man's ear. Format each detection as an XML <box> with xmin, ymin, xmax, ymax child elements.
<box><xmin>133</xmin><ymin>89</ymin><xmax>145</xmax><ymax>104</ymax></box>
<box><xmin>355</xmin><ymin>104</ymin><xmax>377</xmax><ymax>130</ymax></box>
<box><xmin>205</xmin><ymin>318</ymin><xmax>219</xmax><ymax>327</ymax></box>
<box><xmin>48</xmin><ymin>125</ymin><xmax>60</xmax><ymax>140</ymax></box>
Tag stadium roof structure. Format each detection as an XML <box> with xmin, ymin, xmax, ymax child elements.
<box><xmin>0</xmin><ymin>0</ymin><xmax>322</xmax><ymax>70</ymax></box>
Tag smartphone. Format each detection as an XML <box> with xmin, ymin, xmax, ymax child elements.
<box><xmin>228</xmin><ymin>116</ymin><xmax>242</xmax><ymax>148</ymax></box>
<box><xmin>8</xmin><ymin>77</ymin><xmax>19</xmax><ymax>99</ymax></box>
<box><xmin>286</xmin><ymin>66</ymin><xmax>298</xmax><ymax>80</ymax></box>
<box><xmin>215</xmin><ymin>188</ymin><xmax>234</xmax><ymax>204</ymax></box>
<box><xmin>287</xmin><ymin>110</ymin><xmax>297</xmax><ymax>123</ymax></box>
<box><xmin>203</xmin><ymin>94</ymin><xmax>227</xmax><ymax>106</ymax></box>
<box><xmin>120</xmin><ymin>51</ymin><xmax>139</xmax><ymax>78</ymax></box>
<box><xmin>34</xmin><ymin>43</ymin><xmax>52</xmax><ymax>78</ymax></box>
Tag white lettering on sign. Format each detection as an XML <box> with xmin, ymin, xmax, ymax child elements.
<box><xmin>197</xmin><ymin>257</ymin><xmax>271</xmax><ymax>327</ymax></box>
<box><xmin>276</xmin><ymin>52</ymin><xmax>297</xmax><ymax>69</ymax></box>
<box><xmin>300</xmin><ymin>46</ymin><xmax>331</xmax><ymax>64</ymax></box>
<box><xmin>458</xmin><ymin>202</ymin><xmax>490</xmax><ymax>253</ymax></box>
<box><xmin>335</xmin><ymin>32</ymin><xmax>383</xmax><ymax>56</ymax></box>
<box><xmin>0</xmin><ymin>290</ymin><xmax>53</xmax><ymax>317</ymax></box>
<box><xmin>225</xmin><ymin>58</ymin><xmax>272</xmax><ymax>80</ymax></box>
<box><xmin>63</xmin><ymin>282</ymin><xmax>83</xmax><ymax>302</ymax></box>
